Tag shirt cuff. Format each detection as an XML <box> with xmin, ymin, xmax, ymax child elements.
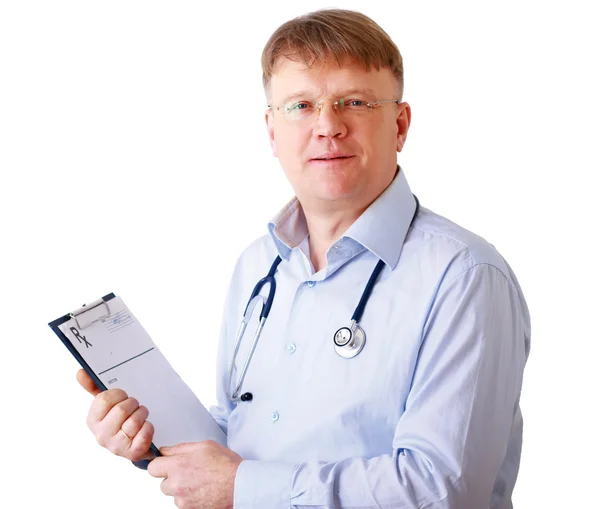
<box><xmin>234</xmin><ymin>460</ymin><xmax>296</xmax><ymax>509</ymax></box>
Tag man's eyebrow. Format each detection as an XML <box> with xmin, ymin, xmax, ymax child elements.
<box><xmin>340</xmin><ymin>88</ymin><xmax>378</xmax><ymax>98</ymax></box>
<box><xmin>280</xmin><ymin>91</ymin><xmax>315</xmax><ymax>104</ymax></box>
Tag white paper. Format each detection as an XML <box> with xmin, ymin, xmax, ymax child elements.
<box><xmin>58</xmin><ymin>296</ymin><xmax>226</xmax><ymax>448</ymax></box>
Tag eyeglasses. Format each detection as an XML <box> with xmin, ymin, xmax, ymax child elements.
<box><xmin>267</xmin><ymin>97</ymin><xmax>401</xmax><ymax>122</ymax></box>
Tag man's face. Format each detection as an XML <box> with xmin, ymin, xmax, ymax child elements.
<box><xmin>265</xmin><ymin>58</ymin><xmax>410</xmax><ymax>210</ymax></box>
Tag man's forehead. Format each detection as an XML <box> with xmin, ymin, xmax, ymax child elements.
<box><xmin>272</xmin><ymin>56</ymin><xmax>376</xmax><ymax>79</ymax></box>
<box><xmin>270</xmin><ymin>57</ymin><xmax>394</xmax><ymax>99</ymax></box>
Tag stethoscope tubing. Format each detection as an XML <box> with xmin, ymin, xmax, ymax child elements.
<box><xmin>244</xmin><ymin>256</ymin><xmax>282</xmax><ymax>321</ymax></box>
<box><xmin>351</xmin><ymin>194</ymin><xmax>419</xmax><ymax>322</ymax></box>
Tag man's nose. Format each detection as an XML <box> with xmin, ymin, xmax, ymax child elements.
<box><xmin>314</xmin><ymin>100</ymin><xmax>347</xmax><ymax>138</ymax></box>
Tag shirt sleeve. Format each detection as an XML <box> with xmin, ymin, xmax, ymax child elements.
<box><xmin>233</xmin><ymin>263</ymin><xmax>531</xmax><ymax>509</ymax></box>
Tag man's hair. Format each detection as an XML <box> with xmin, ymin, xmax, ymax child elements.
<box><xmin>261</xmin><ymin>9</ymin><xmax>404</xmax><ymax>101</ymax></box>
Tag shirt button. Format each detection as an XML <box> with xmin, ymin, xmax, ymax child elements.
<box><xmin>307</xmin><ymin>281</ymin><xmax>316</xmax><ymax>288</ymax></box>
<box><xmin>287</xmin><ymin>343</ymin><xmax>297</xmax><ymax>354</ymax></box>
<box><xmin>271</xmin><ymin>411</ymin><xmax>280</xmax><ymax>422</ymax></box>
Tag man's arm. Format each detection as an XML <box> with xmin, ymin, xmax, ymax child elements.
<box><xmin>233</xmin><ymin>263</ymin><xmax>530</xmax><ymax>509</ymax></box>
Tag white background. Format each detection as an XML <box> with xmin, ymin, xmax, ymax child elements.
<box><xmin>1</xmin><ymin>1</ymin><xmax>598</xmax><ymax>507</ymax></box>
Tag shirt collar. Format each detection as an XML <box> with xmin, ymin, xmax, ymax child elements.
<box><xmin>267</xmin><ymin>197</ymin><xmax>308</xmax><ymax>260</ymax></box>
<box><xmin>268</xmin><ymin>166</ymin><xmax>417</xmax><ymax>270</ymax></box>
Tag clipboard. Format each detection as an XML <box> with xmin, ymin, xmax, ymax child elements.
<box><xmin>48</xmin><ymin>293</ymin><xmax>226</xmax><ymax>456</ymax></box>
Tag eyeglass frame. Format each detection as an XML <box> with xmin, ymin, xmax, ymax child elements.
<box><xmin>267</xmin><ymin>97</ymin><xmax>402</xmax><ymax>120</ymax></box>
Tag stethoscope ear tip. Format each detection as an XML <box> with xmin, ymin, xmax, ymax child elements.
<box><xmin>240</xmin><ymin>392</ymin><xmax>253</xmax><ymax>402</ymax></box>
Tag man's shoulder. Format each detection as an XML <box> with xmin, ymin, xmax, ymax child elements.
<box><xmin>411</xmin><ymin>205</ymin><xmax>511</xmax><ymax>277</ymax></box>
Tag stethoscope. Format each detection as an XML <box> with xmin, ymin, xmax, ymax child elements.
<box><xmin>227</xmin><ymin>194</ymin><xmax>420</xmax><ymax>402</ymax></box>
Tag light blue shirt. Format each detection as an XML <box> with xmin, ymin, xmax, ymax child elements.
<box><xmin>210</xmin><ymin>168</ymin><xmax>531</xmax><ymax>509</ymax></box>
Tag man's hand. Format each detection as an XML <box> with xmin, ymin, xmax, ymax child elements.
<box><xmin>148</xmin><ymin>441</ymin><xmax>242</xmax><ymax>509</ymax></box>
<box><xmin>76</xmin><ymin>369</ymin><xmax>155</xmax><ymax>462</ymax></box>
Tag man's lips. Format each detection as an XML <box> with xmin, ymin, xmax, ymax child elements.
<box><xmin>310</xmin><ymin>154</ymin><xmax>354</xmax><ymax>161</ymax></box>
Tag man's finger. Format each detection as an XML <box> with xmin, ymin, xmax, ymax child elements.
<box><xmin>159</xmin><ymin>441</ymin><xmax>201</xmax><ymax>456</ymax></box>
<box><xmin>88</xmin><ymin>389</ymin><xmax>129</xmax><ymax>423</ymax></box>
<box><xmin>76</xmin><ymin>369</ymin><xmax>101</xmax><ymax>396</ymax></box>
<box><xmin>101</xmin><ymin>397</ymin><xmax>140</xmax><ymax>436</ymax></box>
<box><xmin>147</xmin><ymin>456</ymin><xmax>170</xmax><ymax>478</ymax></box>
<box><xmin>129</xmin><ymin>421</ymin><xmax>155</xmax><ymax>461</ymax></box>
<box><xmin>121</xmin><ymin>405</ymin><xmax>149</xmax><ymax>439</ymax></box>
<box><xmin>160</xmin><ymin>477</ymin><xmax>174</xmax><ymax>497</ymax></box>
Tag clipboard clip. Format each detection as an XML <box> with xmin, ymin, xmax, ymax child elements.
<box><xmin>70</xmin><ymin>298</ymin><xmax>111</xmax><ymax>330</ymax></box>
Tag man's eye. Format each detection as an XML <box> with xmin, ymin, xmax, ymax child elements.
<box><xmin>290</xmin><ymin>102</ymin><xmax>312</xmax><ymax>111</ymax></box>
<box><xmin>346</xmin><ymin>99</ymin><xmax>368</xmax><ymax>107</ymax></box>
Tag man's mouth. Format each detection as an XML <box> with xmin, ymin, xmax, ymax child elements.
<box><xmin>312</xmin><ymin>155</ymin><xmax>353</xmax><ymax>161</ymax></box>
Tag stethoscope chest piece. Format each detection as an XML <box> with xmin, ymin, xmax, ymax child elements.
<box><xmin>333</xmin><ymin>321</ymin><xmax>366</xmax><ymax>359</ymax></box>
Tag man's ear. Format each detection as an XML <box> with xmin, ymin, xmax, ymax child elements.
<box><xmin>396</xmin><ymin>102</ymin><xmax>411</xmax><ymax>152</ymax></box>
<box><xmin>265</xmin><ymin>110</ymin><xmax>278</xmax><ymax>158</ymax></box>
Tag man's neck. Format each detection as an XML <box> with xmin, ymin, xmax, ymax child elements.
<box><xmin>304</xmin><ymin>205</ymin><xmax>367</xmax><ymax>273</ymax></box>
<box><xmin>298</xmin><ymin>167</ymin><xmax>399</xmax><ymax>273</ymax></box>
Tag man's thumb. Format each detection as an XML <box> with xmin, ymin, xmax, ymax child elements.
<box><xmin>159</xmin><ymin>442</ymin><xmax>197</xmax><ymax>456</ymax></box>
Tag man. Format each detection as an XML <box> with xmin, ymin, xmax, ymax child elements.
<box><xmin>78</xmin><ymin>8</ymin><xmax>530</xmax><ymax>508</ymax></box>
